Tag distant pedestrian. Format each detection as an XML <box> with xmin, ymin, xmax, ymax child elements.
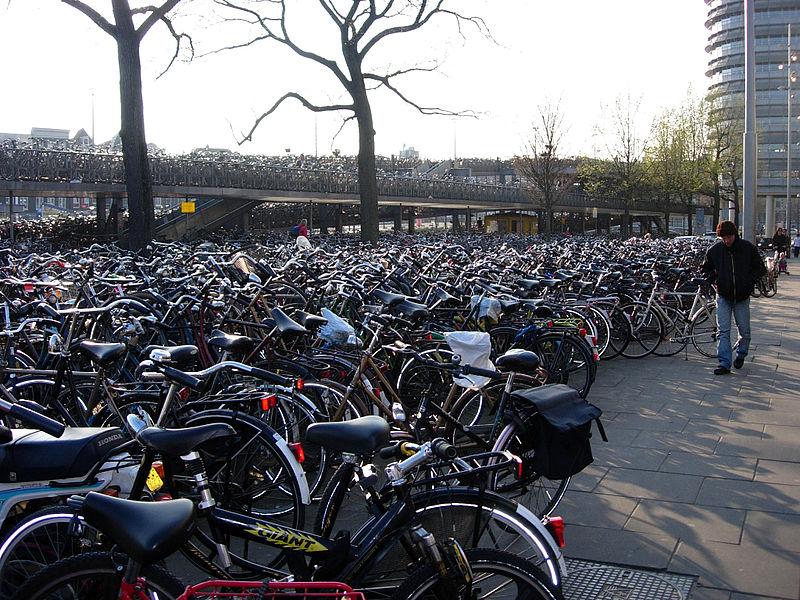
<box><xmin>793</xmin><ymin>231</ymin><xmax>800</xmax><ymax>259</ymax></box>
<box><xmin>291</xmin><ymin>218</ymin><xmax>308</xmax><ymax>237</ymax></box>
<box><xmin>701</xmin><ymin>220</ymin><xmax>766</xmax><ymax>375</ymax></box>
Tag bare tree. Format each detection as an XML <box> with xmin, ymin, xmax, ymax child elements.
<box><xmin>644</xmin><ymin>108</ymin><xmax>682</xmax><ymax>235</ymax></box>
<box><xmin>595</xmin><ymin>95</ymin><xmax>649</xmax><ymax>238</ymax></box>
<box><xmin>59</xmin><ymin>0</ymin><xmax>193</xmax><ymax>249</ymax></box>
<box><xmin>513</xmin><ymin>101</ymin><xmax>576</xmax><ymax>235</ymax></box>
<box><xmin>211</xmin><ymin>0</ymin><xmax>486</xmax><ymax>243</ymax></box>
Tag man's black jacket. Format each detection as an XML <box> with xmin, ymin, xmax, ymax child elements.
<box><xmin>701</xmin><ymin>238</ymin><xmax>766</xmax><ymax>302</ymax></box>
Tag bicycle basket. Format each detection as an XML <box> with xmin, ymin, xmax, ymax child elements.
<box><xmin>179</xmin><ymin>580</ymin><xmax>365</xmax><ymax>600</ymax></box>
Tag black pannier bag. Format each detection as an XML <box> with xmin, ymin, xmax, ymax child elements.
<box><xmin>509</xmin><ymin>384</ymin><xmax>607</xmax><ymax>480</ymax></box>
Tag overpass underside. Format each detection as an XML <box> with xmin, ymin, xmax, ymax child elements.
<box><xmin>5</xmin><ymin>180</ymin><xmax>680</xmax><ymax>239</ymax></box>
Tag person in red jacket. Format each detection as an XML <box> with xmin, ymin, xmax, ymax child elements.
<box><xmin>296</xmin><ymin>219</ymin><xmax>308</xmax><ymax>237</ymax></box>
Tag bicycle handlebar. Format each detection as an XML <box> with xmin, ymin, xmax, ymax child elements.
<box><xmin>0</xmin><ymin>397</ymin><xmax>65</xmax><ymax>437</ymax></box>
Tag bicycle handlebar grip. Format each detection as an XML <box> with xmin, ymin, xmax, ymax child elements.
<box><xmin>460</xmin><ymin>364</ymin><xmax>503</xmax><ymax>379</ymax></box>
<box><xmin>431</xmin><ymin>438</ymin><xmax>457</xmax><ymax>460</ymax></box>
<box><xmin>162</xmin><ymin>366</ymin><xmax>203</xmax><ymax>392</ymax></box>
<box><xmin>248</xmin><ymin>367</ymin><xmax>293</xmax><ymax>388</ymax></box>
<box><xmin>8</xmin><ymin>403</ymin><xmax>65</xmax><ymax>437</ymax></box>
<box><xmin>377</xmin><ymin>441</ymin><xmax>402</xmax><ymax>460</ymax></box>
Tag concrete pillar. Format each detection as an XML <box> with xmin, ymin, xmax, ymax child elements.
<box><xmin>451</xmin><ymin>211</ymin><xmax>462</xmax><ymax>232</ymax></box>
<box><xmin>7</xmin><ymin>191</ymin><xmax>14</xmax><ymax>244</ymax></box>
<box><xmin>465</xmin><ymin>208</ymin><xmax>472</xmax><ymax>230</ymax></box>
<box><xmin>96</xmin><ymin>195</ymin><xmax>107</xmax><ymax>236</ymax></box>
<box><xmin>407</xmin><ymin>209</ymin><xmax>416</xmax><ymax>233</ymax></box>
<box><xmin>766</xmin><ymin>195</ymin><xmax>775</xmax><ymax>237</ymax></box>
<box><xmin>394</xmin><ymin>205</ymin><xmax>403</xmax><ymax>232</ymax></box>
<box><xmin>335</xmin><ymin>208</ymin><xmax>344</xmax><ymax>233</ymax></box>
<box><xmin>239</xmin><ymin>209</ymin><xmax>251</xmax><ymax>233</ymax></box>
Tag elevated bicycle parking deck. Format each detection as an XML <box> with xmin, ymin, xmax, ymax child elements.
<box><xmin>1</xmin><ymin>148</ymin><xmax>681</xmax><ymax>215</ymax></box>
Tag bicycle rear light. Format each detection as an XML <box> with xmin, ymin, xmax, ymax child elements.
<box><xmin>288</xmin><ymin>442</ymin><xmax>305</xmax><ymax>464</ymax></box>
<box><xmin>178</xmin><ymin>387</ymin><xmax>191</xmax><ymax>401</ymax></box>
<box><xmin>260</xmin><ymin>394</ymin><xmax>277</xmax><ymax>411</ymax></box>
<box><xmin>544</xmin><ymin>516</ymin><xmax>566</xmax><ymax>548</ymax></box>
<box><xmin>295</xmin><ymin>378</ymin><xmax>305</xmax><ymax>390</ymax></box>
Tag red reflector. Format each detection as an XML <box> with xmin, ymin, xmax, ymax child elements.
<box><xmin>155</xmin><ymin>493</ymin><xmax>173</xmax><ymax>501</ymax></box>
<box><xmin>544</xmin><ymin>516</ymin><xmax>565</xmax><ymax>548</ymax></box>
<box><xmin>261</xmin><ymin>394</ymin><xmax>277</xmax><ymax>411</ymax></box>
<box><xmin>516</xmin><ymin>459</ymin><xmax>524</xmax><ymax>480</ymax></box>
<box><xmin>23</xmin><ymin>283</ymin><xmax>35</xmax><ymax>293</ymax></box>
<box><xmin>102</xmin><ymin>487</ymin><xmax>120</xmax><ymax>497</ymax></box>
<box><xmin>288</xmin><ymin>442</ymin><xmax>305</xmax><ymax>464</ymax></box>
<box><xmin>425</xmin><ymin>333</ymin><xmax>433</xmax><ymax>341</ymax></box>
<box><xmin>153</xmin><ymin>461</ymin><xmax>165</xmax><ymax>479</ymax></box>
<box><xmin>295</xmin><ymin>378</ymin><xmax>304</xmax><ymax>390</ymax></box>
<box><xmin>578</xmin><ymin>328</ymin><xmax>587</xmax><ymax>337</ymax></box>
<box><xmin>178</xmin><ymin>387</ymin><xmax>190</xmax><ymax>401</ymax></box>
<box><xmin>547</xmin><ymin>321</ymin><xmax>554</xmax><ymax>328</ymax></box>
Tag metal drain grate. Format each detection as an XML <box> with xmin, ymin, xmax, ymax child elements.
<box><xmin>563</xmin><ymin>559</ymin><xmax>697</xmax><ymax>600</ymax></box>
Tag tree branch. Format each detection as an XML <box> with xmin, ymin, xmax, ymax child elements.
<box><xmin>60</xmin><ymin>0</ymin><xmax>116</xmax><ymax>38</ymax></box>
<box><xmin>213</xmin><ymin>0</ymin><xmax>351</xmax><ymax>89</ymax></box>
<box><xmin>363</xmin><ymin>73</ymin><xmax>475</xmax><ymax>117</ymax></box>
<box><xmin>136</xmin><ymin>0</ymin><xmax>182</xmax><ymax>39</ymax></box>
<box><xmin>238</xmin><ymin>92</ymin><xmax>354</xmax><ymax>144</ymax></box>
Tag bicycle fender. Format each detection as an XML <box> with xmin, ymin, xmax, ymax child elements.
<box><xmin>184</xmin><ymin>410</ymin><xmax>311</xmax><ymax>506</ymax></box>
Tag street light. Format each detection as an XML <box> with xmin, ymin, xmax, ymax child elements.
<box><xmin>778</xmin><ymin>23</ymin><xmax>798</xmax><ymax>231</ymax></box>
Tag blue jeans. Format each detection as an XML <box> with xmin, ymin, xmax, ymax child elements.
<box><xmin>716</xmin><ymin>296</ymin><xmax>751</xmax><ymax>369</ymax></box>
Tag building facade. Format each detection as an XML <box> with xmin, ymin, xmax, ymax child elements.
<box><xmin>705</xmin><ymin>0</ymin><xmax>800</xmax><ymax>233</ymax></box>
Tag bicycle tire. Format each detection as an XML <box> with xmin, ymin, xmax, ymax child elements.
<box><xmin>535</xmin><ymin>332</ymin><xmax>594</xmax><ymax>398</ymax></box>
<box><xmin>652</xmin><ymin>305</ymin><xmax>689</xmax><ymax>357</ymax></box>
<box><xmin>620</xmin><ymin>301</ymin><xmax>664</xmax><ymax>359</ymax></box>
<box><xmin>9</xmin><ymin>551</ymin><xmax>184</xmax><ymax>600</ymax></box>
<box><xmin>604</xmin><ymin>304</ymin><xmax>631</xmax><ymax>360</ymax></box>
<box><xmin>391</xmin><ymin>548</ymin><xmax>561</xmax><ymax>600</ymax></box>
<box><xmin>689</xmin><ymin>305</ymin><xmax>718</xmax><ymax>358</ymax></box>
<box><xmin>0</xmin><ymin>507</ymin><xmax>104</xmax><ymax>600</ymax></box>
<box><xmin>489</xmin><ymin>421</ymin><xmax>570</xmax><ymax>518</ymax></box>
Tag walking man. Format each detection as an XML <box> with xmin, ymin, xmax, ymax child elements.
<box><xmin>702</xmin><ymin>221</ymin><xmax>767</xmax><ymax>375</ymax></box>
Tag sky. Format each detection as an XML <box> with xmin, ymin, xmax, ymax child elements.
<box><xmin>0</xmin><ymin>1</ymin><xmax>710</xmax><ymax>160</ymax></box>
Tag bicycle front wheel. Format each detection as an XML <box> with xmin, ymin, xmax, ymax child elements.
<box><xmin>391</xmin><ymin>548</ymin><xmax>562</xmax><ymax>600</ymax></box>
<box><xmin>9</xmin><ymin>551</ymin><xmax>184</xmax><ymax>600</ymax></box>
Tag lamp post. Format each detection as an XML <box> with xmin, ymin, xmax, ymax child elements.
<box><xmin>778</xmin><ymin>24</ymin><xmax>798</xmax><ymax>232</ymax></box>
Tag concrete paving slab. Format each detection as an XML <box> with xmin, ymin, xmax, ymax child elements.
<box><xmin>563</xmin><ymin>525</ymin><xmax>678</xmax><ymax>570</ymax></box>
<box><xmin>754</xmin><ymin>459</ymin><xmax>800</xmax><ymax>485</ymax></box>
<box><xmin>659</xmin><ymin>451</ymin><xmax>757</xmax><ymax>481</ymax></box>
<box><xmin>595</xmin><ymin>468</ymin><xmax>704</xmax><ymax>503</ymax></box>
<box><xmin>741</xmin><ymin>510</ymin><xmax>800</xmax><ymax>552</ymax></box>
<box><xmin>695</xmin><ymin>478</ymin><xmax>800</xmax><ymax>513</ymax></box>
<box><xmin>715</xmin><ymin>435</ymin><xmax>800</xmax><ymax>461</ymax></box>
<box><xmin>669</xmin><ymin>540</ymin><xmax>800</xmax><ymax>599</ymax></box>
<box><xmin>624</xmin><ymin>499</ymin><xmax>745</xmax><ymax>544</ymax></box>
<box><xmin>557</xmin><ymin>491</ymin><xmax>639</xmax><ymax>528</ymax></box>
<box><xmin>592</xmin><ymin>446</ymin><xmax>669</xmax><ymax>470</ymax></box>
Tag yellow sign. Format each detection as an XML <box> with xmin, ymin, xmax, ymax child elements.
<box><xmin>180</xmin><ymin>201</ymin><xmax>196</xmax><ymax>214</ymax></box>
<box><xmin>244</xmin><ymin>522</ymin><xmax>328</xmax><ymax>552</ymax></box>
<box><xmin>146</xmin><ymin>467</ymin><xmax>164</xmax><ymax>492</ymax></box>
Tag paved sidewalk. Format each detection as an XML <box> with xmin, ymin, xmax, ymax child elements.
<box><xmin>564</xmin><ymin>267</ymin><xmax>800</xmax><ymax>599</ymax></box>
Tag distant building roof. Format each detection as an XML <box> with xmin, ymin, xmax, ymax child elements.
<box><xmin>30</xmin><ymin>127</ymin><xmax>70</xmax><ymax>140</ymax></box>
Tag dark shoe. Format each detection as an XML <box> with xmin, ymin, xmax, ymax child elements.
<box><xmin>734</xmin><ymin>355</ymin><xmax>745</xmax><ymax>369</ymax></box>
<box><xmin>714</xmin><ymin>366</ymin><xmax>731</xmax><ymax>375</ymax></box>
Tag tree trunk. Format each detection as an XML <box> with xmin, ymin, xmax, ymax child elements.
<box><xmin>113</xmin><ymin>0</ymin><xmax>154</xmax><ymax>251</ymax></box>
<box><xmin>712</xmin><ymin>182</ymin><xmax>721</xmax><ymax>230</ymax></box>
<box><xmin>686</xmin><ymin>204</ymin><xmax>693</xmax><ymax>236</ymax></box>
<box><xmin>623</xmin><ymin>205</ymin><xmax>631</xmax><ymax>238</ymax></box>
<box><xmin>544</xmin><ymin>205</ymin><xmax>553</xmax><ymax>235</ymax></box>
<box><xmin>664</xmin><ymin>211</ymin><xmax>670</xmax><ymax>235</ymax></box>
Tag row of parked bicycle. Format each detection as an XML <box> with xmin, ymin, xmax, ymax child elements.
<box><xmin>0</xmin><ymin>231</ymin><xmax>748</xmax><ymax>599</ymax></box>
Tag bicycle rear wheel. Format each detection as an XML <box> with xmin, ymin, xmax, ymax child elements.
<box><xmin>690</xmin><ymin>305</ymin><xmax>718</xmax><ymax>358</ymax></box>
<box><xmin>391</xmin><ymin>548</ymin><xmax>561</xmax><ymax>600</ymax></box>
<box><xmin>620</xmin><ymin>302</ymin><xmax>664</xmax><ymax>359</ymax></box>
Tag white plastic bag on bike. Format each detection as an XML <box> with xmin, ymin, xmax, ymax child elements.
<box><xmin>445</xmin><ymin>331</ymin><xmax>495</xmax><ymax>390</ymax></box>
<box><xmin>318</xmin><ymin>308</ymin><xmax>357</xmax><ymax>346</ymax></box>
